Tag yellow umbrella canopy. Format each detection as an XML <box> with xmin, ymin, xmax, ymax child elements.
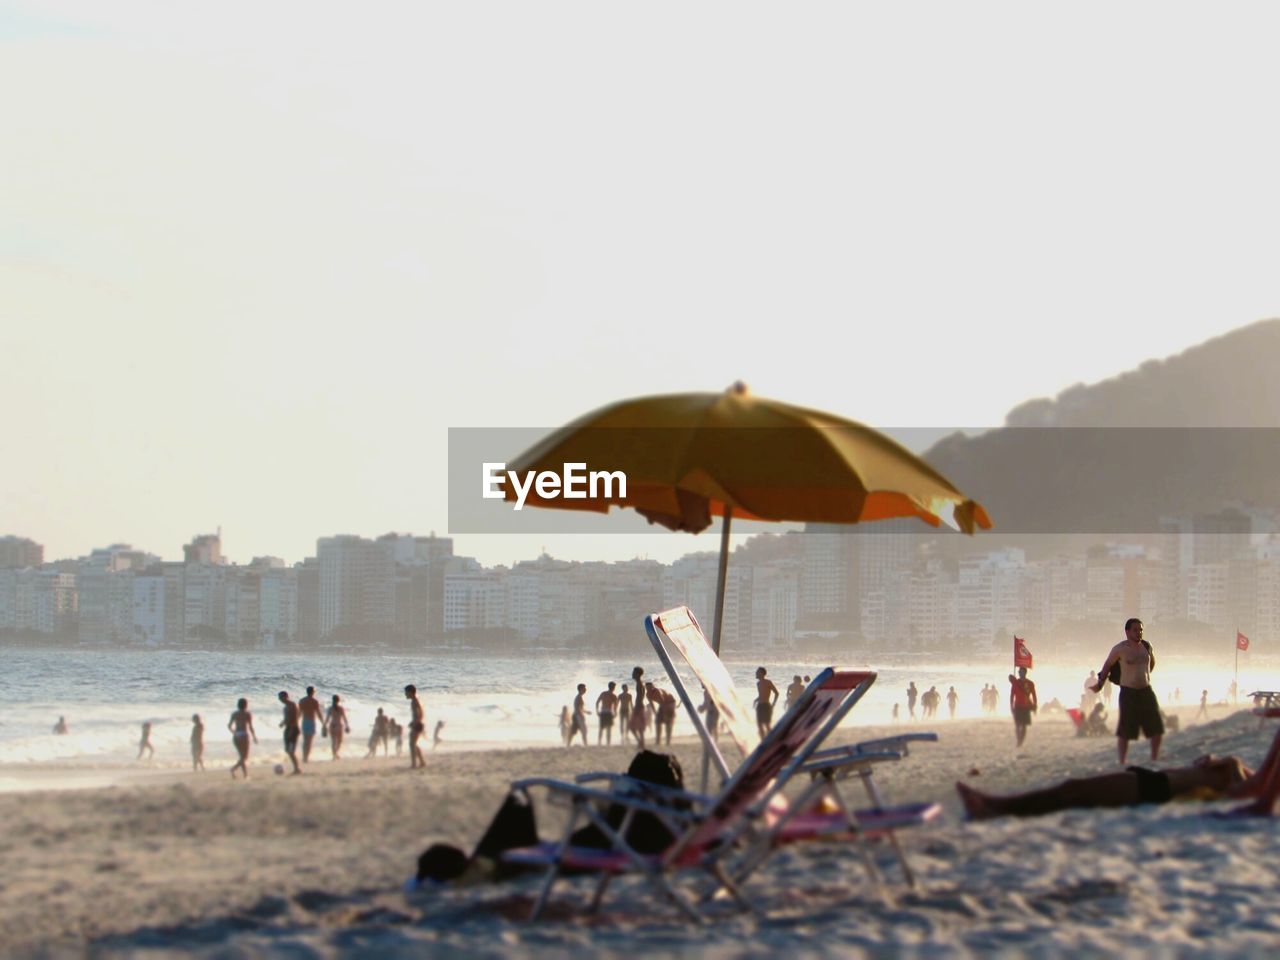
<box><xmin>505</xmin><ymin>385</ymin><xmax>991</xmax><ymax>535</ymax></box>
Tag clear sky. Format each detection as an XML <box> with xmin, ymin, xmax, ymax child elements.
<box><xmin>4</xmin><ymin>2</ymin><xmax>1280</xmax><ymax>568</ymax></box>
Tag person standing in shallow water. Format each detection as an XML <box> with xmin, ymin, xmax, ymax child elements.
<box><xmin>228</xmin><ymin>698</ymin><xmax>258</xmax><ymax>779</ymax></box>
<box><xmin>906</xmin><ymin>681</ymin><xmax>918</xmax><ymax>720</ymax></box>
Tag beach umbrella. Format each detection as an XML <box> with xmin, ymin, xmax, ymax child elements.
<box><xmin>505</xmin><ymin>382</ymin><xmax>991</xmax><ymax>653</ymax></box>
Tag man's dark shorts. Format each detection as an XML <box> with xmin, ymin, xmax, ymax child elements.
<box><xmin>757</xmin><ymin>702</ymin><xmax>774</xmax><ymax>726</ymax></box>
<box><xmin>1012</xmin><ymin>707</ymin><xmax>1033</xmax><ymax>726</ymax></box>
<box><xmin>1117</xmin><ymin>685</ymin><xmax>1165</xmax><ymax>740</ymax></box>
<box><xmin>599</xmin><ymin>712</ymin><xmax>614</xmax><ymax>729</ymax></box>
<box><xmin>284</xmin><ymin>728</ymin><xmax>300</xmax><ymax>753</ymax></box>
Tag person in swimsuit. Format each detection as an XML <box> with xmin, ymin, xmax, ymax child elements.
<box><xmin>405</xmin><ymin>684</ymin><xmax>426</xmax><ymax>769</ymax></box>
<box><xmin>955</xmin><ymin>752</ymin><xmax>1275</xmax><ymax>820</ymax></box>
<box><xmin>629</xmin><ymin>667</ymin><xmax>648</xmax><ymax>749</ymax></box>
<box><xmin>906</xmin><ymin>681</ymin><xmax>918</xmax><ymax>720</ymax></box>
<box><xmin>618</xmin><ymin>684</ymin><xmax>633</xmax><ymax>740</ymax></box>
<box><xmin>137</xmin><ymin>721</ymin><xmax>155</xmax><ymax>761</ymax></box>
<box><xmin>754</xmin><ymin>667</ymin><xmax>779</xmax><ymax>740</ymax></box>
<box><xmin>190</xmin><ymin>714</ymin><xmax>205</xmax><ymax>771</ymax></box>
<box><xmin>325</xmin><ymin>694</ymin><xmax>349</xmax><ymax>759</ymax></box>
<box><xmin>228</xmin><ymin>698</ymin><xmax>258</xmax><ymax>779</ymax></box>
<box><xmin>698</xmin><ymin>686</ymin><xmax>720</xmax><ymax>742</ymax></box>
<box><xmin>367</xmin><ymin>708</ymin><xmax>388</xmax><ymax>757</ymax></box>
<box><xmin>53</xmin><ymin>716</ymin><xmax>68</xmax><ymax>735</ymax></box>
<box><xmin>595</xmin><ymin>681</ymin><xmax>618</xmax><ymax>745</ymax></box>
<box><xmin>298</xmin><ymin>686</ymin><xmax>324</xmax><ymax>763</ymax></box>
<box><xmin>432</xmin><ymin>719</ymin><xmax>444</xmax><ymax>750</ymax></box>
<box><xmin>278</xmin><ymin>691</ymin><xmax>302</xmax><ymax>775</ymax></box>
<box><xmin>784</xmin><ymin>675</ymin><xmax>805</xmax><ymax>713</ymax></box>
<box><xmin>650</xmin><ymin>683</ymin><xmax>676</xmax><ymax>746</ymax></box>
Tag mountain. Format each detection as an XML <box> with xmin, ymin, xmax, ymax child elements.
<box><xmin>923</xmin><ymin>319</ymin><xmax>1280</xmax><ymax>537</ymax></box>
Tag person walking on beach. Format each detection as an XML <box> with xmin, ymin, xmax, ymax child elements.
<box><xmin>1009</xmin><ymin>667</ymin><xmax>1037</xmax><ymax>749</ymax></box>
<box><xmin>278</xmin><ymin>691</ymin><xmax>302</xmax><ymax>775</ymax></box>
<box><xmin>755</xmin><ymin>667</ymin><xmax>779</xmax><ymax>739</ymax></box>
<box><xmin>433</xmin><ymin>720</ymin><xmax>445</xmax><ymax>750</ymax></box>
<box><xmin>53</xmin><ymin>716</ymin><xmax>68</xmax><ymax>735</ymax></box>
<box><xmin>558</xmin><ymin>706</ymin><xmax>572</xmax><ymax>745</ymax></box>
<box><xmin>228</xmin><ymin>698</ymin><xmax>258</xmax><ymax>778</ymax></box>
<box><xmin>367</xmin><ymin>708</ymin><xmax>389</xmax><ymax>757</ymax></box>
<box><xmin>906</xmin><ymin>681</ymin><xmax>918</xmax><ymax>720</ymax></box>
<box><xmin>618</xmin><ymin>684</ymin><xmax>633</xmax><ymax>740</ymax></box>
<box><xmin>405</xmin><ymin>684</ymin><xmax>426</xmax><ymax>769</ymax></box>
<box><xmin>1092</xmin><ymin>617</ymin><xmax>1163</xmax><ymax>765</ymax></box>
<box><xmin>298</xmin><ymin>686</ymin><xmax>324</xmax><ymax>763</ymax></box>
<box><xmin>325</xmin><ymin>694</ymin><xmax>349</xmax><ymax>759</ymax></box>
<box><xmin>137</xmin><ymin>721</ymin><xmax>155</xmax><ymax>761</ymax></box>
<box><xmin>570</xmin><ymin>683</ymin><xmax>591</xmax><ymax>746</ymax></box>
<box><xmin>946</xmin><ymin>686</ymin><xmax>959</xmax><ymax>719</ymax></box>
<box><xmin>190</xmin><ymin>714</ymin><xmax>205</xmax><ymax>771</ymax></box>
<box><xmin>1196</xmin><ymin>689</ymin><xmax>1210</xmax><ymax>722</ymax></box>
<box><xmin>630</xmin><ymin>667</ymin><xmax>649</xmax><ymax>749</ymax></box>
<box><xmin>785</xmin><ymin>675</ymin><xmax>805</xmax><ymax>713</ymax></box>
<box><xmin>389</xmin><ymin>718</ymin><xmax>404</xmax><ymax>756</ymax></box>
<box><xmin>595</xmin><ymin>681</ymin><xmax>618</xmax><ymax>745</ymax></box>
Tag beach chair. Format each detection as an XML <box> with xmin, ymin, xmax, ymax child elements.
<box><xmin>644</xmin><ymin>605</ymin><xmax>943</xmax><ymax>887</ymax></box>
<box><xmin>501</xmin><ymin>667</ymin><xmax>875</xmax><ymax>921</ymax></box>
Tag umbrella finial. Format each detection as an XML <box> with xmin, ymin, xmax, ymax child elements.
<box><xmin>728</xmin><ymin>380</ymin><xmax>749</xmax><ymax>396</ymax></box>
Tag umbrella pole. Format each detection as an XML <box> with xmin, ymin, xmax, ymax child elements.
<box><xmin>711</xmin><ymin>507</ymin><xmax>733</xmax><ymax>655</ymax></box>
<box><xmin>702</xmin><ymin>507</ymin><xmax>733</xmax><ymax>792</ymax></box>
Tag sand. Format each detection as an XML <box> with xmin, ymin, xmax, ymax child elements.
<box><xmin>2</xmin><ymin>707</ymin><xmax>1278</xmax><ymax>958</ymax></box>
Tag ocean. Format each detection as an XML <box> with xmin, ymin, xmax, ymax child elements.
<box><xmin>0</xmin><ymin>645</ymin><xmax>1259</xmax><ymax>772</ymax></box>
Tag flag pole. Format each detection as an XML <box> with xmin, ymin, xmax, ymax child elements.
<box><xmin>1235</xmin><ymin>629</ymin><xmax>1239</xmax><ymax>701</ymax></box>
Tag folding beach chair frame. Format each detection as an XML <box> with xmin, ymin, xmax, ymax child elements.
<box><xmin>645</xmin><ymin>605</ymin><xmax>941</xmax><ymax>887</ymax></box>
<box><xmin>504</xmin><ymin>666</ymin><xmax>875</xmax><ymax>921</ymax></box>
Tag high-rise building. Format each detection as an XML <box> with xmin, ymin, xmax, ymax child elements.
<box><xmin>0</xmin><ymin>536</ymin><xmax>43</xmax><ymax>569</ymax></box>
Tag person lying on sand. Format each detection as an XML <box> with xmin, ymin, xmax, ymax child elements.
<box><xmin>957</xmin><ymin>736</ymin><xmax>1280</xmax><ymax>820</ymax></box>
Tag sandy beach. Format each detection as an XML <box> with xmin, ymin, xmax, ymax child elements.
<box><xmin>2</xmin><ymin>706</ymin><xmax>1278</xmax><ymax>958</ymax></box>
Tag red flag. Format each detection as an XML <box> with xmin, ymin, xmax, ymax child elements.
<box><xmin>1014</xmin><ymin>635</ymin><xmax>1034</xmax><ymax>669</ymax></box>
<box><xmin>1237</xmin><ymin>631</ymin><xmax>1250</xmax><ymax>651</ymax></box>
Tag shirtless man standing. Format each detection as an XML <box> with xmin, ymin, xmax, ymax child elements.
<box><xmin>405</xmin><ymin>685</ymin><xmax>426</xmax><ymax>769</ymax></box>
<box><xmin>298</xmin><ymin>686</ymin><xmax>324</xmax><ymax>763</ymax></box>
<box><xmin>595</xmin><ymin>681</ymin><xmax>619</xmax><ymax>745</ymax></box>
<box><xmin>754</xmin><ymin>667</ymin><xmax>780</xmax><ymax>740</ymax></box>
<box><xmin>618</xmin><ymin>684</ymin><xmax>633</xmax><ymax>741</ymax></box>
<box><xmin>278</xmin><ymin>691</ymin><xmax>302</xmax><ymax>775</ymax></box>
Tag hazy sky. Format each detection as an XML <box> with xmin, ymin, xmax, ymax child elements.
<box><xmin>4</xmin><ymin>2</ymin><xmax>1280</xmax><ymax>568</ymax></box>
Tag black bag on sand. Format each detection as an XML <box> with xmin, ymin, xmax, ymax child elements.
<box><xmin>570</xmin><ymin>750</ymin><xmax>688</xmax><ymax>855</ymax></box>
<box><xmin>413</xmin><ymin>787</ymin><xmax>539</xmax><ymax>886</ymax></box>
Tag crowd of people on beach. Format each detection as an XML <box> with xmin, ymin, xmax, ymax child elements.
<box><xmin>53</xmin><ymin>683</ymin><xmax>444</xmax><ymax>779</ymax></box>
